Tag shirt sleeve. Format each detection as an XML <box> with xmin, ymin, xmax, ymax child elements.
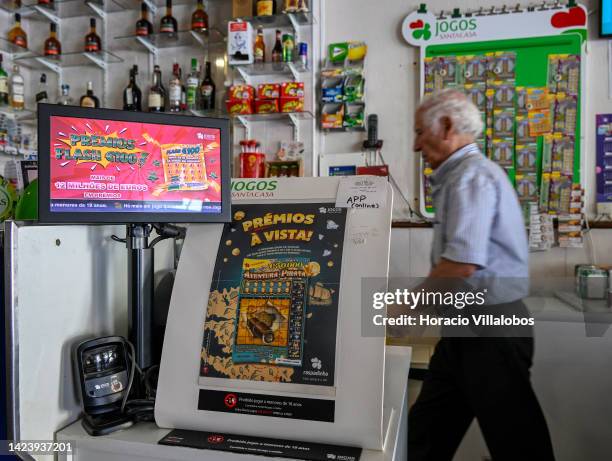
<box><xmin>441</xmin><ymin>175</ymin><xmax>496</xmax><ymax>268</ymax></box>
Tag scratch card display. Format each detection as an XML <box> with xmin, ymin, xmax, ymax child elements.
<box><xmin>491</xmin><ymin>138</ymin><xmax>514</xmax><ymax>167</ymax></box>
<box><xmin>493</xmin><ymin>109</ymin><xmax>515</xmax><ymax>137</ymax></box>
<box><xmin>548</xmin><ymin>54</ymin><xmax>580</xmax><ymax>95</ymax></box>
<box><xmin>553</xmin><ymin>94</ymin><xmax>577</xmax><ymax>135</ymax></box>
<box><xmin>549</xmin><ymin>174</ymin><xmax>572</xmax><ymax>214</ymax></box>
<box><xmin>525</xmin><ymin>88</ymin><xmax>550</xmax><ymax>111</ymax></box>
<box><xmin>492</xmin><ymin>82</ymin><xmax>515</xmax><ymax>109</ymax></box>
<box><xmin>528</xmin><ymin>109</ymin><xmax>552</xmax><ymax>136</ymax></box>
<box><xmin>200</xmin><ymin>203</ymin><xmax>347</xmax><ymax>388</ymax></box>
<box><xmin>464</xmin><ymin>83</ymin><xmax>487</xmax><ymax>112</ymax></box>
<box><xmin>487</xmin><ymin>52</ymin><xmax>516</xmax><ymax>81</ymax></box>
<box><xmin>516</xmin><ymin>87</ymin><xmax>528</xmax><ymax>115</ymax></box>
<box><xmin>233</xmin><ymin>258</ymin><xmax>307</xmax><ymax>366</ymax></box>
<box><xmin>551</xmin><ymin>135</ymin><xmax>575</xmax><ymax>176</ymax></box>
<box><xmin>516</xmin><ymin>116</ymin><xmax>537</xmax><ymax>143</ymax></box>
<box><xmin>516</xmin><ymin>173</ymin><xmax>538</xmax><ymax>202</ymax></box>
<box><xmin>516</xmin><ymin>143</ymin><xmax>538</xmax><ymax>172</ymax></box>
<box><xmin>462</xmin><ymin>55</ymin><xmax>488</xmax><ymax>83</ymax></box>
<box><xmin>161</xmin><ymin>143</ymin><xmax>208</xmax><ymax>191</ymax></box>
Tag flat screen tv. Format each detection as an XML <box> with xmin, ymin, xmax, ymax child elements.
<box><xmin>37</xmin><ymin>104</ymin><xmax>231</xmax><ymax>223</ymax></box>
<box><xmin>601</xmin><ymin>0</ymin><xmax>612</xmax><ymax>37</ymax></box>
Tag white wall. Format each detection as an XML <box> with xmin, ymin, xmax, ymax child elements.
<box><xmin>322</xmin><ymin>0</ymin><xmax>608</xmax><ymax>219</ymax></box>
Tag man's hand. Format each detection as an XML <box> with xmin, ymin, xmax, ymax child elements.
<box><xmin>429</xmin><ymin>258</ymin><xmax>477</xmax><ymax>278</ymax></box>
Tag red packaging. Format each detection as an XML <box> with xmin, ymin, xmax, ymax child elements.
<box><xmin>257</xmin><ymin>83</ymin><xmax>281</xmax><ymax>99</ymax></box>
<box><xmin>226</xmin><ymin>99</ymin><xmax>253</xmax><ymax>115</ymax></box>
<box><xmin>255</xmin><ymin>99</ymin><xmax>279</xmax><ymax>114</ymax></box>
<box><xmin>279</xmin><ymin>97</ymin><xmax>304</xmax><ymax>113</ymax></box>
<box><xmin>228</xmin><ymin>84</ymin><xmax>255</xmax><ymax>101</ymax></box>
<box><xmin>240</xmin><ymin>152</ymin><xmax>266</xmax><ymax>178</ymax></box>
<box><xmin>281</xmin><ymin>81</ymin><xmax>305</xmax><ymax>98</ymax></box>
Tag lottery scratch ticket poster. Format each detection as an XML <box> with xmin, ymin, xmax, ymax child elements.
<box><xmin>48</xmin><ymin>116</ymin><xmax>222</xmax><ymax>214</ymax></box>
<box><xmin>200</xmin><ymin>203</ymin><xmax>347</xmax><ymax>388</ymax></box>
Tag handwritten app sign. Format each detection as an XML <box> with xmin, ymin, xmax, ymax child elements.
<box><xmin>49</xmin><ymin>116</ymin><xmax>222</xmax><ymax>214</ymax></box>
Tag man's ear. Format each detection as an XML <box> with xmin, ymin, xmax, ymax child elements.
<box><xmin>440</xmin><ymin>116</ymin><xmax>453</xmax><ymax>140</ymax></box>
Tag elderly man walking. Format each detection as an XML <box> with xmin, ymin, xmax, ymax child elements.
<box><xmin>407</xmin><ymin>89</ymin><xmax>555</xmax><ymax>461</ymax></box>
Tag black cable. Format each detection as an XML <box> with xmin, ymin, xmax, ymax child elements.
<box><xmin>122</xmin><ymin>340</ymin><xmax>157</xmax><ymax>422</ymax></box>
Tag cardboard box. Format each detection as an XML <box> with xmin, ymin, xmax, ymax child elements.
<box><xmin>257</xmin><ymin>83</ymin><xmax>281</xmax><ymax>99</ymax></box>
<box><xmin>226</xmin><ymin>99</ymin><xmax>253</xmax><ymax>115</ymax></box>
<box><xmin>254</xmin><ymin>99</ymin><xmax>279</xmax><ymax>114</ymax></box>
<box><xmin>232</xmin><ymin>0</ymin><xmax>253</xmax><ymax>17</ymax></box>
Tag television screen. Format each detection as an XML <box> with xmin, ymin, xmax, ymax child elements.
<box><xmin>38</xmin><ymin>105</ymin><xmax>231</xmax><ymax>223</ymax></box>
<box><xmin>602</xmin><ymin>0</ymin><xmax>612</xmax><ymax>37</ymax></box>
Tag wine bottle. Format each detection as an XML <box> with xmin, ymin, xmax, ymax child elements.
<box><xmin>80</xmin><ymin>81</ymin><xmax>100</xmax><ymax>108</ymax></box>
<box><xmin>85</xmin><ymin>18</ymin><xmax>102</xmax><ymax>52</ymax></box>
<box><xmin>199</xmin><ymin>61</ymin><xmax>215</xmax><ymax>111</ymax></box>
<box><xmin>8</xmin><ymin>13</ymin><xmax>28</xmax><ymax>49</ymax></box>
<box><xmin>191</xmin><ymin>0</ymin><xmax>209</xmax><ymax>33</ymax></box>
<box><xmin>136</xmin><ymin>2</ymin><xmax>154</xmax><ymax>37</ymax></box>
<box><xmin>169</xmin><ymin>62</ymin><xmax>182</xmax><ymax>112</ymax></box>
<box><xmin>0</xmin><ymin>54</ymin><xmax>8</xmax><ymax>107</ymax></box>
<box><xmin>123</xmin><ymin>65</ymin><xmax>142</xmax><ymax>111</ymax></box>
<box><xmin>44</xmin><ymin>22</ymin><xmax>61</xmax><ymax>57</ymax></box>
<box><xmin>9</xmin><ymin>64</ymin><xmax>25</xmax><ymax>110</ymax></box>
<box><xmin>160</xmin><ymin>0</ymin><xmax>178</xmax><ymax>35</ymax></box>
<box><xmin>148</xmin><ymin>65</ymin><xmax>166</xmax><ymax>112</ymax></box>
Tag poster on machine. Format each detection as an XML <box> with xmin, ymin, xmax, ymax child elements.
<box><xmin>200</xmin><ymin>203</ymin><xmax>347</xmax><ymax>389</ymax></box>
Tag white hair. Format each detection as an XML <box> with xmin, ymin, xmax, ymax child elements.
<box><xmin>417</xmin><ymin>88</ymin><xmax>484</xmax><ymax>139</ymax></box>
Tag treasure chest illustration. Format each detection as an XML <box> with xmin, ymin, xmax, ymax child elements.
<box><xmin>308</xmin><ymin>282</ymin><xmax>334</xmax><ymax>306</ymax></box>
<box><xmin>246</xmin><ymin>301</ymin><xmax>287</xmax><ymax>344</ymax></box>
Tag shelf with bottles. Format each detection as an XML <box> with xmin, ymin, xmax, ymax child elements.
<box><xmin>14</xmin><ymin>50</ymin><xmax>123</xmax><ymax>72</ymax></box>
<box><xmin>228</xmin><ymin>11</ymin><xmax>314</xmax><ymax>30</ymax></box>
<box><xmin>115</xmin><ymin>27</ymin><xmax>225</xmax><ymax>54</ymax></box>
<box><xmin>232</xmin><ymin>60</ymin><xmax>308</xmax><ymax>78</ymax></box>
<box><xmin>0</xmin><ymin>38</ymin><xmax>39</xmax><ymax>59</ymax></box>
<box><xmin>1</xmin><ymin>0</ymin><xmax>126</xmax><ymax>21</ymax></box>
<box><xmin>0</xmin><ymin>106</ymin><xmax>36</xmax><ymax>122</ymax></box>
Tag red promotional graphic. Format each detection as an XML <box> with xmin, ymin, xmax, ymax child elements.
<box><xmin>49</xmin><ymin>116</ymin><xmax>222</xmax><ymax>214</ymax></box>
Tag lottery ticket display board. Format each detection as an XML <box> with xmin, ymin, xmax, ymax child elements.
<box><xmin>37</xmin><ymin>104</ymin><xmax>231</xmax><ymax>223</ymax></box>
<box><xmin>402</xmin><ymin>4</ymin><xmax>587</xmax><ymax>217</ymax></box>
<box><xmin>200</xmin><ymin>203</ymin><xmax>347</xmax><ymax>388</ymax></box>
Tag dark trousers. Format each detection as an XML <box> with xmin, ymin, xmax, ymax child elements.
<box><xmin>408</xmin><ymin>335</ymin><xmax>555</xmax><ymax>460</ymax></box>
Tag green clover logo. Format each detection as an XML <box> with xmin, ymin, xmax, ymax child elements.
<box><xmin>412</xmin><ymin>23</ymin><xmax>431</xmax><ymax>41</ymax></box>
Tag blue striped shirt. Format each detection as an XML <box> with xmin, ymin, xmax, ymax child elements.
<box><xmin>430</xmin><ymin>143</ymin><xmax>529</xmax><ymax>303</ymax></box>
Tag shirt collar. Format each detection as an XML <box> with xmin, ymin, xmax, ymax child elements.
<box><xmin>430</xmin><ymin>143</ymin><xmax>480</xmax><ymax>187</ymax></box>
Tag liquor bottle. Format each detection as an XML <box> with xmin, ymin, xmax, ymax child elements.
<box><xmin>85</xmin><ymin>18</ymin><xmax>102</xmax><ymax>53</ymax></box>
<box><xmin>255</xmin><ymin>0</ymin><xmax>276</xmax><ymax>16</ymax></box>
<box><xmin>123</xmin><ymin>65</ymin><xmax>142</xmax><ymax>111</ymax></box>
<box><xmin>80</xmin><ymin>81</ymin><xmax>100</xmax><ymax>108</ymax></box>
<box><xmin>135</xmin><ymin>2</ymin><xmax>154</xmax><ymax>37</ymax></box>
<box><xmin>160</xmin><ymin>0</ymin><xmax>178</xmax><ymax>35</ymax></box>
<box><xmin>0</xmin><ymin>54</ymin><xmax>8</xmax><ymax>107</ymax></box>
<box><xmin>169</xmin><ymin>62</ymin><xmax>182</xmax><ymax>112</ymax></box>
<box><xmin>179</xmin><ymin>66</ymin><xmax>187</xmax><ymax>111</ymax></box>
<box><xmin>199</xmin><ymin>61</ymin><xmax>215</xmax><ymax>111</ymax></box>
<box><xmin>8</xmin><ymin>13</ymin><xmax>28</xmax><ymax>49</ymax></box>
<box><xmin>191</xmin><ymin>0</ymin><xmax>208</xmax><ymax>33</ymax></box>
<box><xmin>148</xmin><ymin>65</ymin><xmax>165</xmax><ymax>112</ymax></box>
<box><xmin>254</xmin><ymin>26</ymin><xmax>265</xmax><ymax>63</ymax></box>
<box><xmin>57</xmin><ymin>84</ymin><xmax>73</xmax><ymax>105</ymax></box>
<box><xmin>44</xmin><ymin>22</ymin><xmax>61</xmax><ymax>57</ymax></box>
<box><xmin>271</xmin><ymin>29</ymin><xmax>283</xmax><ymax>63</ymax></box>
<box><xmin>186</xmin><ymin>58</ymin><xmax>199</xmax><ymax>110</ymax></box>
<box><xmin>9</xmin><ymin>64</ymin><xmax>25</xmax><ymax>110</ymax></box>
<box><xmin>36</xmin><ymin>73</ymin><xmax>48</xmax><ymax>104</ymax></box>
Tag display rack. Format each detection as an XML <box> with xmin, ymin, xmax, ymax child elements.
<box><xmin>115</xmin><ymin>28</ymin><xmax>225</xmax><ymax>56</ymax></box>
<box><xmin>402</xmin><ymin>3</ymin><xmax>588</xmax><ymax>218</ymax></box>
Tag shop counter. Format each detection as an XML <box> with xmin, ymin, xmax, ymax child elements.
<box><xmin>56</xmin><ymin>346</ymin><xmax>411</xmax><ymax>461</ymax></box>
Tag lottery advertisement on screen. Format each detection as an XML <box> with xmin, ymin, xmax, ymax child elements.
<box><xmin>48</xmin><ymin>115</ymin><xmax>222</xmax><ymax>215</ymax></box>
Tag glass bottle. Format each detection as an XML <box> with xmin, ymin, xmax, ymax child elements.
<box><xmin>169</xmin><ymin>62</ymin><xmax>182</xmax><ymax>112</ymax></box>
<box><xmin>85</xmin><ymin>18</ymin><xmax>102</xmax><ymax>52</ymax></box>
<box><xmin>179</xmin><ymin>66</ymin><xmax>187</xmax><ymax>111</ymax></box>
<box><xmin>255</xmin><ymin>0</ymin><xmax>276</xmax><ymax>16</ymax></box>
<box><xmin>57</xmin><ymin>84</ymin><xmax>73</xmax><ymax>105</ymax></box>
<box><xmin>123</xmin><ymin>65</ymin><xmax>142</xmax><ymax>111</ymax></box>
<box><xmin>191</xmin><ymin>0</ymin><xmax>208</xmax><ymax>33</ymax></box>
<box><xmin>160</xmin><ymin>0</ymin><xmax>178</xmax><ymax>35</ymax></box>
<box><xmin>80</xmin><ymin>81</ymin><xmax>100</xmax><ymax>108</ymax></box>
<box><xmin>186</xmin><ymin>58</ymin><xmax>200</xmax><ymax>110</ymax></box>
<box><xmin>136</xmin><ymin>2</ymin><xmax>154</xmax><ymax>37</ymax></box>
<box><xmin>271</xmin><ymin>29</ymin><xmax>283</xmax><ymax>63</ymax></box>
<box><xmin>9</xmin><ymin>64</ymin><xmax>25</xmax><ymax>110</ymax></box>
<box><xmin>36</xmin><ymin>73</ymin><xmax>48</xmax><ymax>104</ymax></box>
<box><xmin>254</xmin><ymin>26</ymin><xmax>265</xmax><ymax>63</ymax></box>
<box><xmin>148</xmin><ymin>65</ymin><xmax>165</xmax><ymax>112</ymax></box>
<box><xmin>199</xmin><ymin>61</ymin><xmax>215</xmax><ymax>111</ymax></box>
<box><xmin>44</xmin><ymin>22</ymin><xmax>61</xmax><ymax>57</ymax></box>
<box><xmin>8</xmin><ymin>13</ymin><xmax>28</xmax><ymax>49</ymax></box>
<box><xmin>0</xmin><ymin>54</ymin><xmax>8</xmax><ymax>107</ymax></box>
